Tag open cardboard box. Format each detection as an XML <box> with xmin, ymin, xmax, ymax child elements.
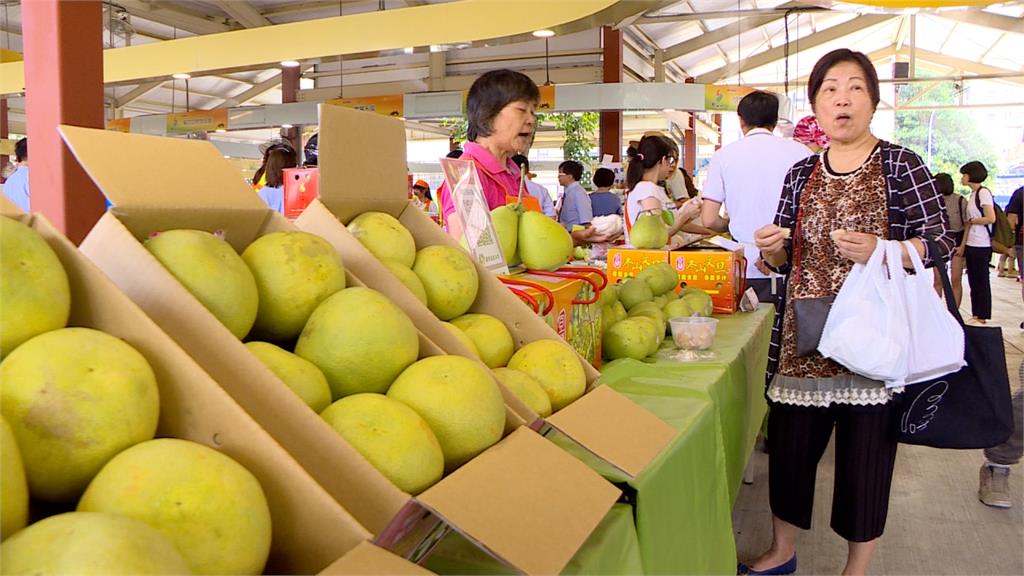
<box><xmin>61</xmin><ymin>126</ymin><xmax>619</xmax><ymax>575</ymax></box>
<box><xmin>297</xmin><ymin>105</ymin><xmax>676</xmax><ymax>480</ymax></box>
<box><xmin>0</xmin><ymin>200</ymin><xmax>369</xmax><ymax>575</ymax></box>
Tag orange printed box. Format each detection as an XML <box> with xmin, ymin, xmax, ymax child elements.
<box><xmin>606</xmin><ymin>248</ymin><xmax>669</xmax><ymax>284</ymax></box>
<box><xmin>670</xmin><ymin>248</ymin><xmax>746</xmax><ymax>314</ymax></box>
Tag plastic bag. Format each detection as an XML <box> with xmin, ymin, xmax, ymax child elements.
<box><xmin>899</xmin><ymin>240</ymin><xmax>966</xmax><ymax>384</ymax></box>
<box><xmin>818</xmin><ymin>240</ymin><xmax>910</xmax><ymax>385</ymax></box>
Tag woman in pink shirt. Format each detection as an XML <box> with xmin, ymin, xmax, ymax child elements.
<box><xmin>438</xmin><ymin>69</ymin><xmax>539</xmax><ymax>229</ymax></box>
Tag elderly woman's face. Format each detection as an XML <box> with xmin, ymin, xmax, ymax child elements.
<box><xmin>488</xmin><ymin>99</ymin><xmax>536</xmax><ymax>154</ymax></box>
<box><xmin>813</xmin><ymin>61</ymin><xmax>875</xmax><ymax>144</ymax></box>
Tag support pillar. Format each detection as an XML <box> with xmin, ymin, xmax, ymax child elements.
<box><xmin>1</xmin><ymin>98</ymin><xmax>8</xmax><ymax>183</ymax></box>
<box><xmin>684</xmin><ymin>79</ymin><xmax>697</xmax><ymax>175</ymax></box>
<box><xmin>281</xmin><ymin>64</ymin><xmax>301</xmax><ymax>164</ymax></box>
<box><xmin>599</xmin><ymin>26</ymin><xmax>623</xmax><ymax>162</ymax></box>
<box><xmin>23</xmin><ymin>0</ymin><xmax>105</xmax><ymax>243</ymax></box>
<box><xmin>713</xmin><ymin>113</ymin><xmax>723</xmax><ymax>152</ymax></box>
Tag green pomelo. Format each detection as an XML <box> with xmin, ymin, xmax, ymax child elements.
<box><xmin>387</xmin><ymin>356</ymin><xmax>505</xmax><ymax>471</ymax></box>
<box><xmin>1</xmin><ymin>416</ymin><xmax>28</xmax><ymax>539</ymax></box>
<box><xmin>295</xmin><ymin>287</ymin><xmax>419</xmax><ymax>399</ymax></box>
<box><xmin>450</xmin><ymin>313</ymin><xmax>514</xmax><ymax>368</ymax></box>
<box><xmin>412</xmin><ymin>245</ymin><xmax>479</xmax><ymax>320</ymax></box>
<box><xmin>629</xmin><ymin>213</ymin><xmax>669</xmax><ymax>249</ymax></box>
<box><xmin>0</xmin><ymin>217</ymin><xmax>71</xmax><ymax>357</ymax></box>
<box><xmin>639</xmin><ymin>262</ymin><xmax>679</xmax><ymax>295</ymax></box>
<box><xmin>145</xmin><ymin>229</ymin><xmax>258</xmax><ymax>339</ymax></box>
<box><xmin>662</xmin><ymin>298</ymin><xmax>695</xmax><ymax>320</ymax></box>
<box><xmin>241</xmin><ymin>231</ymin><xmax>346</xmax><ymax>341</ymax></box>
<box><xmin>506</xmin><ymin>340</ymin><xmax>586</xmax><ymax>412</ymax></box>
<box><xmin>382</xmin><ymin>259</ymin><xmax>428</xmax><ymax>306</ymax></box>
<box><xmin>663</xmin><ymin>288</ymin><xmax>680</xmax><ymax>300</ymax></box>
<box><xmin>628</xmin><ymin>302</ymin><xmax>667</xmax><ymax>333</ymax></box>
<box><xmin>490</xmin><ymin>205</ymin><xmax>520</xmax><ymax>267</ymax></box>
<box><xmin>680</xmin><ymin>288</ymin><xmax>714</xmax><ymax>317</ymax></box>
<box><xmin>321</xmin><ymin>393</ymin><xmax>443</xmax><ymax>495</ymax></box>
<box><xmin>631</xmin><ymin>316</ymin><xmax>664</xmax><ymax>354</ymax></box>
<box><xmin>597</xmin><ymin>283</ymin><xmax>619</xmax><ymax>308</ymax></box>
<box><xmin>652</xmin><ymin>294</ymin><xmax>668</xmax><ymax>309</ymax></box>
<box><xmin>440</xmin><ymin>322</ymin><xmax>480</xmax><ymax>358</ymax></box>
<box><xmin>0</xmin><ymin>328</ymin><xmax>159</xmax><ymax>502</ymax></box>
<box><xmin>492</xmin><ymin>367</ymin><xmax>552</xmax><ymax>417</ymax></box>
<box><xmin>78</xmin><ymin>438</ymin><xmax>271</xmax><ymax>575</ymax></box>
<box><xmin>518</xmin><ymin>211</ymin><xmax>573</xmax><ymax>271</ymax></box>
<box><xmin>347</xmin><ymin>211</ymin><xmax>416</xmax><ymax>268</ymax></box>
<box><xmin>0</xmin><ymin>512</ymin><xmax>190</xmax><ymax>575</ymax></box>
<box><xmin>618</xmin><ymin>277</ymin><xmax>653</xmax><ymax>311</ymax></box>
<box><xmin>603</xmin><ymin>318</ymin><xmax>655</xmax><ymax>361</ymax></box>
<box><xmin>656</xmin><ymin>262</ymin><xmax>681</xmax><ymax>294</ymax></box>
<box><xmin>246</xmin><ymin>341</ymin><xmax>332</xmax><ymax>413</ymax></box>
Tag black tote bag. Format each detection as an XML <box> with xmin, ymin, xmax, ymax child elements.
<box><xmin>895</xmin><ymin>240</ymin><xmax>1013</xmax><ymax>449</ymax></box>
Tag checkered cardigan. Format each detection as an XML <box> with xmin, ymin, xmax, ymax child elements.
<box><xmin>770</xmin><ymin>140</ymin><xmax>954</xmax><ymax>272</ymax></box>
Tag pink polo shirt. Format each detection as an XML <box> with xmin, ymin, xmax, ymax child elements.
<box><xmin>438</xmin><ymin>142</ymin><xmax>522</xmax><ymax>225</ymax></box>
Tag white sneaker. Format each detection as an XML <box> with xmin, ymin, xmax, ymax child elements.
<box><xmin>979</xmin><ymin>464</ymin><xmax>1012</xmax><ymax>509</ymax></box>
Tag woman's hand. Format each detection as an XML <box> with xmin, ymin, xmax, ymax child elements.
<box><xmin>833</xmin><ymin>231</ymin><xmax>879</xmax><ymax>264</ymax></box>
<box><xmin>754</xmin><ymin>224</ymin><xmax>788</xmax><ymax>254</ymax></box>
<box><xmin>954</xmin><ymin>245</ymin><xmax>966</xmax><ymax>258</ymax></box>
<box><xmin>675</xmin><ymin>197</ymin><xmax>702</xmax><ymax>223</ymax></box>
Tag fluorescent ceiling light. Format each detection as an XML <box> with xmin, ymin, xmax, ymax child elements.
<box><xmin>532</xmin><ymin>29</ymin><xmax>555</xmax><ymax>38</ymax></box>
<box><xmin>172</xmin><ymin>72</ymin><xmax>191</xmax><ymax>80</ymax></box>
<box><xmin>280</xmin><ymin>60</ymin><xmax>300</xmax><ymax>68</ymax></box>
<box><xmin>299</xmin><ymin>77</ymin><xmax>315</xmax><ymax>90</ymax></box>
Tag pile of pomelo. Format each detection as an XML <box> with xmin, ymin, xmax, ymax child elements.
<box><xmin>600</xmin><ymin>261</ymin><xmax>714</xmax><ymax>361</ymax></box>
<box><xmin>0</xmin><ymin>217</ymin><xmax>272</xmax><ymax>575</ymax></box>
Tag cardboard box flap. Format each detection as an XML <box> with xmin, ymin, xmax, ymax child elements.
<box><xmin>109</xmin><ymin>205</ymin><xmax>272</xmax><ymax>252</ymax></box>
<box><xmin>58</xmin><ymin>125</ymin><xmax>267</xmax><ymax>212</ymax></box>
<box><xmin>320</xmin><ymin>541</ymin><xmax>434</xmax><ymax>575</ymax></box>
<box><xmin>25</xmin><ymin>212</ymin><xmax>372</xmax><ymax>574</ymax></box>
<box><xmin>416</xmin><ymin>427</ymin><xmax>620</xmax><ymax>575</ymax></box>
<box><xmin>317</xmin><ymin>106</ymin><xmax>409</xmax><ymax>223</ymax></box>
<box><xmin>547</xmin><ymin>385</ymin><xmax>677</xmax><ymax>478</ymax></box>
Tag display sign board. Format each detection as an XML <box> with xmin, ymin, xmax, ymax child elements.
<box><xmin>439</xmin><ymin>157</ymin><xmax>509</xmax><ymax>275</ymax></box>
<box><xmin>327</xmin><ymin>95</ymin><xmax>405</xmax><ymax>118</ymax></box>
<box><xmin>704</xmin><ymin>85</ymin><xmax>756</xmax><ymax>112</ymax></box>
<box><xmin>166</xmin><ymin>108</ymin><xmax>228</xmax><ymax>134</ymax></box>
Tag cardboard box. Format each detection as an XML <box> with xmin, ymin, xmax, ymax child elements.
<box><xmin>320</xmin><ymin>541</ymin><xmax>434</xmax><ymax>575</ymax></box>
<box><xmin>606</xmin><ymin>248</ymin><xmax>670</xmax><ymax>284</ymax></box>
<box><xmin>283</xmin><ymin>167</ymin><xmax>319</xmax><ymax>220</ymax></box>
<box><xmin>296</xmin><ymin>106</ymin><xmax>676</xmax><ymax>482</ymax></box>
<box><xmin>62</xmin><ymin>125</ymin><xmax>619</xmax><ymax>576</ymax></box>
<box><xmin>0</xmin><ymin>203</ymin><xmax>369</xmax><ymax>575</ymax></box>
<box><xmin>670</xmin><ymin>246</ymin><xmax>747</xmax><ymax>314</ymax></box>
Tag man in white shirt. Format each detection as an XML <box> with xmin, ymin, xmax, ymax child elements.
<box><xmin>2</xmin><ymin>138</ymin><xmax>30</xmax><ymax>212</ymax></box>
<box><xmin>700</xmin><ymin>91</ymin><xmax>810</xmax><ymax>385</ymax></box>
<box><xmin>511</xmin><ymin>155</ymin><xmax>555</xmax><ymax>218</ymax></box>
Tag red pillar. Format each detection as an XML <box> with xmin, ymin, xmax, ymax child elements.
<box><xmin>1</xmin><ymin>98</ymin><xmax>8</xmax><ymax>183</ymax></box>
<box><xmin>599</xmin><ymin>26</ymin><xmax>623</xmax><ymax>162</ymax></box>
<box><xmin>281</xmin><ymin>65</ymin><xmax>301</xmax><ymax>163</ymax></box>
<box><xmin>23</xmin><ymin>0</ymin><xmax>105</xmax><ymax>243</ymax></box>
<box><xmin>683</xmin><ymin>78</ymin><xmax>697</xmax><ymax>175</ymax></box>
<box><xmin>713</xmin><ymin>113</ymin><xmax>723</xmax><ymax>153</ymax></box>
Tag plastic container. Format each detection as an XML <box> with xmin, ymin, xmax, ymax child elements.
<box><xmin>669</xmin><ymin>317</ymin><xmax>719</xmax><ymax>350</ymax></box>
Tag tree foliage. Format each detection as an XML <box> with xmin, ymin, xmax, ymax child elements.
<box><xmin>541</xmin><ymin>112</ymin><xmax>600</xmax><ymax>188</ymax></box>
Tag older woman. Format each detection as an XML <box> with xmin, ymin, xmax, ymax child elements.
<box><xmin>747</xmin><ymin>49</ymin><xmax>953</xmax><ymax>576</ymax></box>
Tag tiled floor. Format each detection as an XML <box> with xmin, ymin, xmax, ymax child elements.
<box><xmin>733</xmin><ymin>269</ymin><xmax>1024</xmax><ymax>575</ymax></box>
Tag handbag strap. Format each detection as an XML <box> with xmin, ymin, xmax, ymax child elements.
<box><xmin>791</xmin><ymin>162</ymin><xmax>821</xmax><ymax>285</ymax></box>
<box><xmin>925</xmin><ymin>238</ymin><xmax>965</xmax><ymax>326</ymax></box>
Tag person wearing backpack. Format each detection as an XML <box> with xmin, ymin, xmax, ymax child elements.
<box><xmin>993</xmin><ymin>200</ymin><xmax>1019</xmax><ymax>279</ymax></box>
<box><xmin>958</xmin><ymin>161</ymin><xmax>996</xmax><ymax>324</ymax></box>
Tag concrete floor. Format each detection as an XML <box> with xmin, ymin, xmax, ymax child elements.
<box><xmin>734</xmin><ymin>269</ymin><xmax>1024</xmax><ymax>575</ymax></box>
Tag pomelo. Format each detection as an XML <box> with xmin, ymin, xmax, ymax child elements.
<box><xmin>1</xmin><ymin>416</ymin><xmax>28</xmax><ymax>539</ymax></box>
<box><xmin>241</xmin><ymin>231</ymin><xmax>346</xmax><ymax>341</ymax></box>
<box><xmin>680</xmin><ymin>287</ymin><xmax>714</xmax><ymax>317</ymax></box>
<box><xmin>387</xmin><ymin>356</ymin><xmax>505</xmax><ymax>471</ymax></box>
<box><xmin>78</xmin><ymin>438</ymin><xmax>271</xmax><ymax>575</ymax></box>
<box><xmin>518</xmin><ymin>211</ymin><xmax>573</xmax><ymax>271</ymax></box>
<box><xmin>629</xmin><ymin>213</ymin><xmax>668</xmax><ymax>249</ymax></box>
<box><xmin>492</xmin><ymin>367</ymin><xmax>551</xmax><ymax>417</ymax></box>
<box><xmin>145</xmin><ymin>229</ymin><xmax>258</xmax><ymax>339</ymax></box>
<box><xmin>450</xmin><ymin>313</ymin><xmax>514</xmax><ymax>368</ymax></box>
<box><xmin>381</xmin><ymin>259</ymin><xmax>428</xmax><ymax>306</ymax></box>
<box><xmin>597</xmin><ymin>283</ymin><xmax>619</xmax><ymax>308</ymax></box>
<box><xmin>440</xmin><ymin>321</ymin><xmax>480</xmax><ymax>359</ymax></box>
<box><xmin>321</xmin><ymin>393</ymin><xmax>443</xmax><ymax>494</ymax></box>
<box><xmin>662</xmin><ymin>298</ymin><xmax>695</xmax><ymax>320</ymax></box>
<box><xmin>246</xmin><ymin>341</ymin><xmax>332</xmax><ymax>413</ymax></box>
<box><xmin>347</xmin><ymin>211</ymin><xmax>416</xmax><ymax>268</ymax></box>
<box><xmin>0</xmin><ymin>512</ymin><xmax>190</xmax><ymax>575</ymax></box>
<box><xmin>618</xmin><ymin>277</ymin><xmax>653</xmax><ymax>311</ymax></box>
<box><xmin>603</xmin><ymin>318</ymin><xmax>655</xmax><ymax>361</ymax></box>
<box><xmin>295</xmin><ymin>287</ymin><xmax>419</xmax><ymax>399</ymax></box>
<box><xmin>0</xmin><ymin>217</ymin><xmax>71</xmax><ymax>357</ymax></box>
<box><xmin>490</xmin><ymin>204</ymin><xmax>520</xmax><ymax>267</ymax></box>
<box><xmin>506</xmin><ymin>340</ymin><xmax>586</xmax><ymax>412</ymax></box>
<box><xmin>412</xmin><ymin>245</ymin><xmax>479</xmax><ymax>320</ymax></box>
<box><xmin>0</xmin><ymin>328</ymin><xmax>159</xmax><ymax>502</ymax></box>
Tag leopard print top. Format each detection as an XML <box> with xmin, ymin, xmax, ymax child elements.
<box><xmin>777</xmin><ymin>146</ymin><xmax>888</xmax><ymax>379</ymax></box>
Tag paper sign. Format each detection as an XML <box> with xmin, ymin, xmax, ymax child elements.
<box><xmin>704</xmin><ymin>85</ymin><xmax>756</xmax><ymax>112</ymax></box>
<box><xmin>326</xmin><ymin>95</ymin><xmax>404</xmax><ymax>118</ymax></box>
<box><xmin>166</xmin><ymin>108</ymin><xmax>228</xmax><ymax>134</ymax></box>
<box><xmin>105</xmin><ymin>118</ymin><xmax>131</xmax><ymax>133</ymax></box>
<box><xmin>440</xmin><ymin>158</ymin><xmax>509</xmax><ymax>275</ymax></box>
<box><xmin>537</xmin><ymin>84</ymin><xmax>556</xmax><ymax>111</ymax></box>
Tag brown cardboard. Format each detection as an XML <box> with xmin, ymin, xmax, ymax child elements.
<box><xmin>310</xmin><ymin>105</ymin><xmax>676</xmax><ymax>479</ymax></box>
<box><xmin>1</xmin><ymin>209</ymin><xmax>369</xmax><ymax>575</ymax></box>
<box><xmin>62</xmin><ymin>125</ymin><xmax>619</xmax><ymax>575</ymax></box>
<box><xmin>320</xmin><ymin>542</ymin><xmax>434</xmax><ymax>575</ymax></box>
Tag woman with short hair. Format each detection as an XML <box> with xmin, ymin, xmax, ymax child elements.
<box><xmin>749</xmin><ymin>48</ymin><xmax>953</xmax><ymax>576</ymax></box>
<box><xmin>958</xmin><ymin>160</ymin><xmax>996</xmax><ymax>324</ymax></box>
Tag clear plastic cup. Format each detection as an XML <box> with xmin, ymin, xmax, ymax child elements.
<box><xmin>669</xmin><ymin>317</ymin><xmax>719</xmax><ymax>350</ymax></box>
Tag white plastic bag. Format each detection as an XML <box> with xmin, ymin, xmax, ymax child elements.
<box><xmin>818</xmin><ymin>240</ymin><xmax>910</xmax><ymax>385</ymax></box>
<box><xmin>899</xmin><ymin>240</ymin><xmax>966</xmax><ymax>384</ymax></box>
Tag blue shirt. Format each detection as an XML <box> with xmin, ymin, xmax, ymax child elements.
<box><xmin>590</xmin><ymin>191</ymin><xmax>622</xmax><ymax>217</ymax></box>
<box><xmin>257</xmin><ymin>185</ymin><xmax>284</xmax><ymax>213</ymax></box>
<box><xmin>526</xmin><ymin>180</ymin><xmax>556</xmax><ymax>217</ymax></box>
<box><xmin>3</xmin><ymin>165</ymin><xmax>30</xmax><ymax>212</ymax></box>
<box><xmin>557</xmin><ymin>181</ymin><xmax>593</xmax><ymax>231</ymax></box>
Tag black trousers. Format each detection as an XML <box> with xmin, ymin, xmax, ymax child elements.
<box><xmin>964</xmin><ymin>245</ymin><xmax>993</xmax><ymax>320</ymax></box>
<box><xmin>767</xmin><ymin>401</ymin><xmax>898</xmax><ymax>542</ymax></box>
<box><xmin>748</xmin><ymin>277</ymin><xmax>786</xmax><ymax>389</ymax></box>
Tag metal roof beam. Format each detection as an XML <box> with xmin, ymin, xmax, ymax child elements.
<box><xmin>661</xmin><ymin>1</ymin><xmax>807</xmax><ymax>63</ymax></box>
<box><xmin>213</xmin><ymin>1</ymin><xmax>272</xmax><ymax>28</ymax></box>
<box><xmin>113</xmin><ymin>81</ymin><xmax>164</xmax><ymax>108</ymax></box>
<box><xmin>117</xmin><ymin>0</ymin><xmax>234</xmax><ymax>35</ymax></box>
<box><xmin>696</xmin><ymin>14</ymin><xmax>895</xmax><ymax>84</ymax></box>
<box><xmin>637</xmin><ymin>6</ymin><xmax>825</xmax><ymax>24</ymax></box>
<box><xmin>221</xmin><ymin>65</ymin><xmax>315</xmax><ymax>107</ymax></box>
<box><xmin>938</xmin><ymin>9</ymin><xmax>1024</xmax><ymax>34</ymax></box>
<box><xmin>897</xmin><ymin>47</ymin><xmax>1024</xmax><ymax>76</ymax></box>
